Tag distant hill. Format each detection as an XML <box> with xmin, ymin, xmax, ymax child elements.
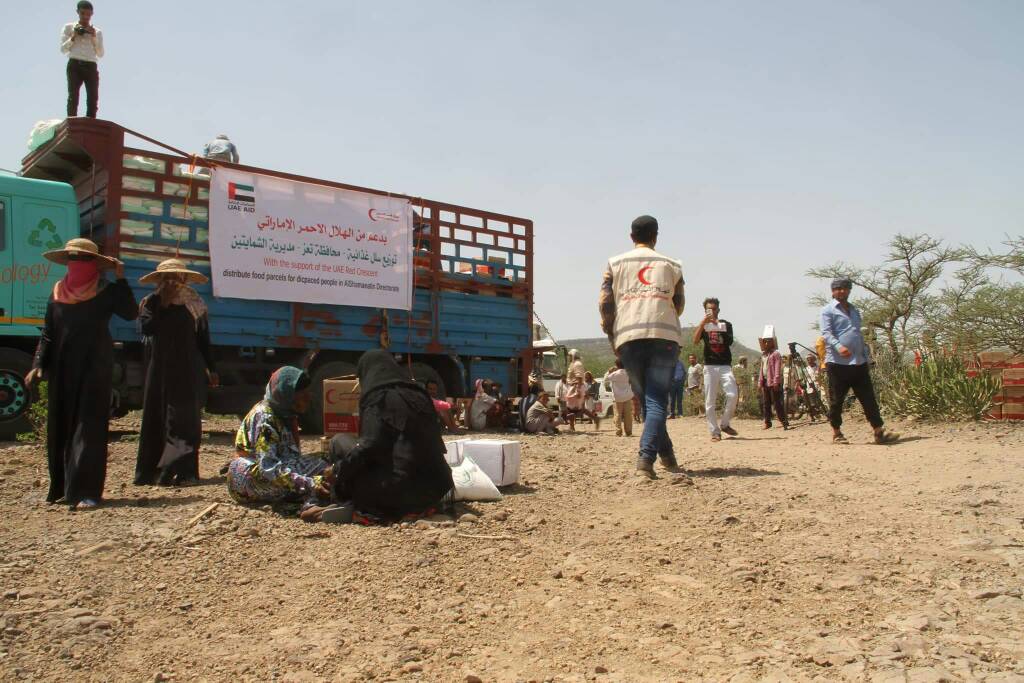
<box><xmin>563</xmin><ymin>330</ymin><xmax>761</xmax><ymax>377</ymax></box>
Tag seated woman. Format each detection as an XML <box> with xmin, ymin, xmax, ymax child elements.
<box><xmin>468</xmin><ymin>379</ymin><xmax>505</xmax><ymax>430</ymax></box>
<box><xmin>227</xmin><ymin>366</ymin><xmax>331</xmax><ymax>510</ymax></box>
<box><xmin>330</xmin><ymin>350</ymin><xmax>454</xmax><ymax>524</ymax></box>
<box><xmin>525</xmin><ymin>391</ymin><xmax>564</xmax><ymax>435</ymax></box>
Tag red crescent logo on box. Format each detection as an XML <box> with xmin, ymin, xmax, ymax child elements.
<box><xmin>637</xmin><ymin>265</ymin><xmax>653</xmax><ymax>285</ymax></box>
<box><xmin>326</xmin><ymin>389</ymin><xmax>336</xmax><ymax>403</ymax></box>
<box><xmin>368</xmin><ymin>209</ymin><xmax>400</xmax><ymax>222</ymax></box>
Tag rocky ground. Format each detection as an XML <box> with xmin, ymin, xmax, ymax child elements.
<box><xmin>0</xmin><ymin>415</ymin><xmax>1022</xmax><ymax>682</ymax></box>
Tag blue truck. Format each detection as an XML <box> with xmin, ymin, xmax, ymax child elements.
<box><xmin>0</xmin><ymin>118</ymin><xmax>533</xmax><ymax>438</ymax></box>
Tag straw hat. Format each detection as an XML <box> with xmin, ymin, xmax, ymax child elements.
<box><xmin>43</xmin><ymin>238</ymin><xmax>118</xmax><ymax>269</ymax></box>
<box><xmin>139</xmin><ymin>258</ymin><xmax>209</xmax><ymax>285</ymax></box>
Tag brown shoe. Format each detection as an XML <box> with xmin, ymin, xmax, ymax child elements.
<box><xmin>874</xmin><ymin>429</ymin><xmax>900</xmax><ymax>445</ymax></box>
<box><xmin>635</xmin><ymin>459</ymin><xmax>656</xmax><ymax>480</ymax></box>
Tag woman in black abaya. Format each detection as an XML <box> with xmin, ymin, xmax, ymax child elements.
<box><xmin>26</xmin><ymin>238</ymin><xmax>138</xmax><ymax>509</ymax></box>
<box><xmin>329</xmin><ymin>350</ymin><xmax>454</xmax><ymax>524</ymax></box>
<box><xmin>134</xmin><ymin>259</ymin><xmax>218</xmax><ymax>486</ymax></box>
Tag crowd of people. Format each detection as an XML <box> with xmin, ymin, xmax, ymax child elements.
<box><xmin>598</xmin><ymin>215</ymin><xmax>900</xmax><ymax>479</ymax></box>
<box><xmin>27</xmin><ymin>210</ymin><xmax>902</xmax><ymax>518</ymax></box>
<box><xmin>27</xmin><ymin>239</ymin><xmax>455</xmax><ymax>522</ymax></box>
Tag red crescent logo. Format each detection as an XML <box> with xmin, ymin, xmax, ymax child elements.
<box><xmin>368</xmin><ymin>209</ymin><xmax>377</xmax><ymax>222</ymax></box>
<box><xmin>637</xmin><ymin>265</ymin><xmax>653</xmax><ymax>285</ymax></box>
<box><xmin>326</xmin><ymin>389</ymin><xmax>337</xmax><ymax>403</ymax></box>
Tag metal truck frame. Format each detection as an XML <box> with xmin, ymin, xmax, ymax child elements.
<box><xmin>0</xmin><ymin>118</ymin><xmax>533</xmax><ymax>437</ymax></box>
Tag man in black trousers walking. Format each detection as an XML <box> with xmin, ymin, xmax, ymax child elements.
<box><xmin>61</xmin><ymin>1</ymin><xmax>104</xmax><ymax>118</ymax></box>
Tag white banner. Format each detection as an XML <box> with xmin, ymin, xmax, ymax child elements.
<box><xmin>209</xmin><ymin>168</ymin><xmax>413</xmax><ymax>310</ymax></box>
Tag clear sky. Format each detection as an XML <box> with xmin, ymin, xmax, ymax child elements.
<box><xmin>2</xmin><ymin>1</ymin><xmax>1022</xmax><ymax>347</ymax></box>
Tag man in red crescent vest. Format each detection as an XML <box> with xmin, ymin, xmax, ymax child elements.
<box><xmin>599</xmin><ymin>215</ymin><xmax>687</xmax><ymax>480</ymax></box>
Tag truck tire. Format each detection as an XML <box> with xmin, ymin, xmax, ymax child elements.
<box><xmin>304</xmin><ymin>360</ymin><xmax>357</xmax><ymax>434</ymax></box>
<box><xmin>409</xmin><ymin>362</ymin><xmax>446</xmax><ymax>399</ymax></box>
<box><xmin>0</xmin><ymin>348</ymin><xmax>36</xmax><ymax>441</ymax></box>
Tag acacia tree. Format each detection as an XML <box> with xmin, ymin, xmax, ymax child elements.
<box><xmin>950</xmin><ymin>235</ymin><xmax>1024</xmax><ymax>355</ymax></box>
<box><xmin>806</xmin><ymin>234</ymin><xmax>964</xmax><ymax>357</ymax></box>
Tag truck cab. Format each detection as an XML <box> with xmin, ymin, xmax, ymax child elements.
<box><xmin>0</xmin><ymin>174</ymin><xmax>79</xmax><ymax>437</ymax></box>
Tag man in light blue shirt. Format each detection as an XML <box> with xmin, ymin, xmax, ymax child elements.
<box><xmin>202</xmin><ymin>134</ymin><xmax>239</xmax><ymax>164</ymax></box>
<box><xmin>820</xmin><ymin>278</ymin><xmax>898</xmax><ymax>445</ymax></box>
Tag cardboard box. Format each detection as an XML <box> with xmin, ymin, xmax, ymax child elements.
<box><xmin>461</xmin><ymin>439</ymin><xmax>521</xmax><ymax>487</ymax></box>
<box><xmin>443</xmin><ymin>438</ymin><xmax>472</xmax><ymax>467</ymax></box>
<box><xmin>323</xmin><ymin>376</ymin><xmax>360</xmax><ymax>435</ymax></box>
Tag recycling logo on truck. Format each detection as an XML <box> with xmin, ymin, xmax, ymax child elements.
<box><xmin>27</xmin><ymin>218</ymin><xmax>63</xmax><ymax>249</ymax></box>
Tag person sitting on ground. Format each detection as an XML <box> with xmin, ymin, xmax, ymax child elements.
<box><xmin>329</xmin><ymin>350</ymin><xmax>454</xmax><ymax>524</ymax></box>
<box><xmin>226</xmin><ymin>367</ymin><xmax>332</xmax><ymax>512</ymax></box>
<box><xmin>468</xmin><ymin>379</ymin><xmax>504</xmax><ymax>429</ymax></box>
<box><xmin>425</xmin><ymin>379</ymin><xmax>460</xmax><ymax>432</ymax></box>
<box><xmin>756</xmin><ymin>331</ymin><xmax>788</xmax><ymax>430</ymax></box>
<box><xmin>525</xmin><ymin>391</ymin><xmax>564</xmax><ymax>434</ymax></box>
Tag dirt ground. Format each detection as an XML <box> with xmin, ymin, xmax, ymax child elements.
<box><xmin>1</xmin><ymin>413</ymin><xmax>1023</xmax><ymax>683</ymax></box>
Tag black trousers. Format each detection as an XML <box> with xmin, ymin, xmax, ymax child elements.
<box><xmin>67</xmin><ymin>59</ymin><xmax>99</xmax><ymax>118</ymax></box>
<box><xmin>761</xmin><ymin>385</ymin><xmax>787</xmax><ymax>426</ymax></box>
<box><xmin>826</xmin><ymin>363</ymin><xmax>883</xmax><ymax>430</ymax></box>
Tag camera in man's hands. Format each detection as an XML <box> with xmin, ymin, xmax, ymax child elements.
<box><xmin>74</xmin><ymin>24</ymin><xmax>88</xmax><ymax>35</ymax></box>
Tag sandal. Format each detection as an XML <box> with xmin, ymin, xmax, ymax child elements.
<box><xmin>832</xmin><ymin>433</ymin><xmax>849</xmax><ymax>445</ymax></box>
<box><xmin>75</xmin><ymin>499</ymin><xmax>99</xmax><ymax>511</ymax></box>
<box><xmin>321</xmin><ymin>503</ymin><xmax>354</xmax><ymax>524</ymax></box>
<box><xmin>874</xmin><ymin>429</ymin><xmax>900</xmax><ymax>445</ymax></box>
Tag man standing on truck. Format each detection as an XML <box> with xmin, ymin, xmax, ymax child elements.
<box><xmin>61</xmin><ymin>1</ymin><xmax>104</xmax><ymax>119</ymax></box>
<box><xmin>599</xmin><ymin>215</ymin><xmax>686</xmax><ymax>480</ymax></box>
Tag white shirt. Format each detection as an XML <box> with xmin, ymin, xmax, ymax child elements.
<box><xmin>686</xmin><ymin>363</ymin><xmax>703</xmax><ymax>389</ymax></box>
<box><xmin>61</xmin><ymin>22</ymin><xmax>104</xmax><ymax>62</ymax></box>
<box><xmin>554</xmin><ymin>380</ymin><xmax>568</xmax><ymax>401</ymax></box>
<box><xmin>606</xmin><ymin>369</ymin><xmax>634</xmax><ymax>403</ymax></box>
<box><xmin>469</xmin><ymin>393</ymin><xmax>496</xmax><ymax>430</ymax></box>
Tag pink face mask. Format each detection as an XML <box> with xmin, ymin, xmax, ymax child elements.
<box><xmin>65</xmin><ymin>259</ymin><xmax>100</xmax><ymax>291</ymax></box>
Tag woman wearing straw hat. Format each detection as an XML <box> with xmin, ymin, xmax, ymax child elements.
<box><xmin>134</xmin><ymin>259</ymin><xmax>218</xmax><ymax>487</ymax></box>
<box><xmin>25</xmin><ymin>238</ymin><xmax>137</xmax><ymax>510</ymax></box>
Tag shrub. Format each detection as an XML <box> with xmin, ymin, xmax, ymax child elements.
<box><xmin>881</xmin><ymin>352</ymin><xmax>1001</xmax><ymax>421</ymax></box>
<box><xmin>17</xmin><ymin>381</ymin><xmax>48</xmax><ymax>442</ymax></box>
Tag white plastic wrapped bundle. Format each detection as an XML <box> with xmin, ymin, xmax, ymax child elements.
<box><xmin>27</xmin><ymin>119</ymin><xmax>63</xmax><ymax>152</ymax></box>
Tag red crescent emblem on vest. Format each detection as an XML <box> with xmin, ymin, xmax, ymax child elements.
<box><xmin>637</xmin><ymin>265</ymin><xmax>653</xmax><ymax>285</ymax></box>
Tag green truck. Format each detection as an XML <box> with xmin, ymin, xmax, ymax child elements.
<box><xmin>0</xmin><ymin>174</ymin><xmax>78</xmax><ymax>435</ymax></box>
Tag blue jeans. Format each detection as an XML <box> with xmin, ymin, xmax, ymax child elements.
<box><xmin>669</xmin><ymin>380</ymin><xmax>685</xmax><ymax>416</ymax></box>
<box><xmin>619</xmin><ymin>339</ymin><xmax>678</xmax><ymax>464</ymax></box>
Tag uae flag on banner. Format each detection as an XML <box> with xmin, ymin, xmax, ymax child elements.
<box><xmin>228</xmin><ymin>182</ymin><xmax>254</xmax><ymax>203</ymax></box>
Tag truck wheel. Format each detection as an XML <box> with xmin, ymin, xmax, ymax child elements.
<box><xmin>304</xmin><ymin>360</ymin><xmax>357</xmax><ymax>434</ymax></box>
<box><xmin>0</xmin><ymin>348</ymin><xmax>36</xmax><ymax>441</ymax></box>
<box><xmin>409</xmin><ymin>362</ymin><xmax>445</xmax><ymax>399</ymax></box>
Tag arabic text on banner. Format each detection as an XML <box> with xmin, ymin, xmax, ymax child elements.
<box><xmin>209</xmin><ymin>169</ymin><xmax>413</xmax><ymax>310</ymax></box>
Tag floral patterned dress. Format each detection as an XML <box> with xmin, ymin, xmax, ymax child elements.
<box><xmin>227</xmin><ymin>400</ymin><xmax>329</xmax><ymax>504</ymax></box>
